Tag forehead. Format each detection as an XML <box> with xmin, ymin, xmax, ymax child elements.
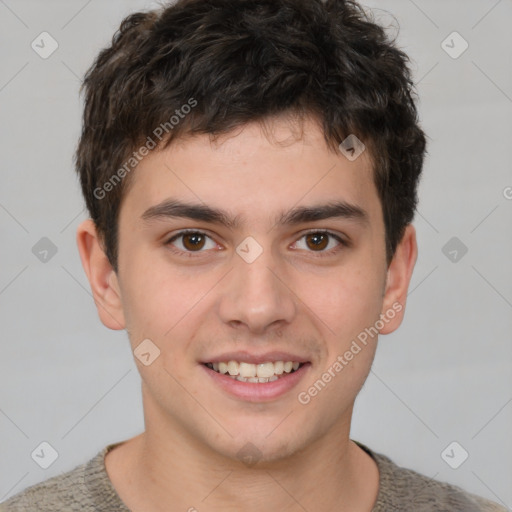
<box><xmin>120</xmin><ymin>116</ymin><xmax>382</xmax><ymax>229</ymax></box>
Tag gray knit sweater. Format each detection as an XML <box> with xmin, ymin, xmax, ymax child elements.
<box><xmin>1</xmin><ymin>441</ymin><xmax>507</xmax><ymax>511</ymax></box>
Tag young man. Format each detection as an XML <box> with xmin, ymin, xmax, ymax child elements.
<box><xmin>1</xmin><ymin>0</ymin><xmax>506</xmax><ymax>510</ymax></box>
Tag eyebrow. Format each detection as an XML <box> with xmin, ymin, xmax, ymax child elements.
<box><xmin>141</xmin><ymin>199</ymin><xmax>369</xmax><ymax>229</ymax></box>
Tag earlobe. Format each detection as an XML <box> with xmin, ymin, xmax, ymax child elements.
<box><xmin>76</xmin><ymin>219</ymin><xmax>126</xmax><ymax>330</ymax></box>
<box><xmin>379</xmin><ymin>224</ymin><xmax>418</xmax><ymax>335</ymax></box>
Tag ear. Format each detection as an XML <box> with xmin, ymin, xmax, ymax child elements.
<box><xmin>76</xmin><ymin>219</ymin><xmax>126</xmax><ymax>330</ymax></box>
<box><xmin>379</xmin><ymin>224</ymin><xmax>417</xmax><ymax>335</ymax></box>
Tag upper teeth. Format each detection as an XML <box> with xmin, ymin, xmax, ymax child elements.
<box><xmin>208</xmin><ymin>361</ymin><xmax>301</xmax><ymax>378</ymax></box>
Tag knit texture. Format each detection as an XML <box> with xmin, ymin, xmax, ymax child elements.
<box><xmin>1</xmin><ymin>441</ymin><xmax>507</xmax><ymax>511</ymax></box>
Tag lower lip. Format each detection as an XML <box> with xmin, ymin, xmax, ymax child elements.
<box><xmin>201</xmin><ymin>363</ymin><xmax>311</xmax><ymax>402</ymax></box>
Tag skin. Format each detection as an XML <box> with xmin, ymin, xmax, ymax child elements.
<box><xmin>76</xmin><ymin>114</ymin><xmax>417</xmax><ymax>512</ymax></box>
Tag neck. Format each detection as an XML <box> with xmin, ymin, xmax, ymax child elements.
<box><xmin>106</xmin><ymin>419</ymin><xmax>379</xmax><ymax>512</ymax></box>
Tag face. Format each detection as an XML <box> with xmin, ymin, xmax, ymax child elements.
<box><xmin>78</xmin><ymin>115</ymin><xmax>416</xmax><ymax>465</ymax></box>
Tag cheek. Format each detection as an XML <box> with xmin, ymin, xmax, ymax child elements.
<box><xmin>298</xmin><ymin>267</ymin><xmax>383</xmax><ymax>339</ymax></box>
<box><xmin>120</xmin><ymin>254</ymin><xmax>219</xmax><ymax>349</ymax></box>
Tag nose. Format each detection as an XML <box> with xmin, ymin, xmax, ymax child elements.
<box><xmin>218</xmin><ymin>246</ymin><xmax>296</xmax><ymax>335</ymax></box>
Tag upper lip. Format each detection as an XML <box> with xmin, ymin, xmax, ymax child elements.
<box><xmin>200</xmin><ymin>351</ymin><xmax>310</xmax><ymax>365</ymax></box>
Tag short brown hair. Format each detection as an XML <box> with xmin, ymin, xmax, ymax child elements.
<box><xmin>76</xmin><ymin>0</ymin><xmax>427</xmax><ymax>272</ymax></box>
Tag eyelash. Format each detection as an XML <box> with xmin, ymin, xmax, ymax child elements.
<box><xmin>164</xmin><ymin>229</ymin><xmax>348</xmax><ymax>259</ymax></box>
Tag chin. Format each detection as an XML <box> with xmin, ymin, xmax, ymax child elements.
<box><xmin>209</xmin><ymin>423</ymin><xmax>308</xmax><ymax>467</ymax></box>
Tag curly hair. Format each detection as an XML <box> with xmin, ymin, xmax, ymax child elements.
<box><xmin>76</xmin><ymin>0</ymin><xmax>427</xmax><ymax>272</ymax></box>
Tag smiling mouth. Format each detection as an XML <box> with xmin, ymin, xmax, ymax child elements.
<box><xmin>204</xmin><ymin>360</ymin><xmax>306</xmax><ymax>383</ymax></box>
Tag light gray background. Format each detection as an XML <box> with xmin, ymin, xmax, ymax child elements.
<box><xmin>1</xmin><ymin>0</ymin><xmax>511</xmax><ymax>507</ymax></box>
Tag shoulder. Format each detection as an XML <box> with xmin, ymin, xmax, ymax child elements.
<box><xmin>0</xmin><ymin>446</ymin><xmax>111</xmax><ymax>512</ymax></box>
<box><xmin>0</xmin><ymin>462</ymin><xmax>89</xmax><ymax>511</ymax></box>
<box><xmin>354</xmin><ymin>442</ymin><xmax>508</xmax><ymax>512</ymax></box>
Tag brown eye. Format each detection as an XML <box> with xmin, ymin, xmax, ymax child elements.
<box><xmin>293</xmin><ymin>231</ymin><xmax>346</xmax><ymax>257</ymax></box>
<box><xmin>166</xmin><ymin>231</ymin><xmax>217</xmax><ymax>254</ymax></box>
<box><xmin>182</xmin><ymin>233</ymin><xmax>206</xmax><ymax>251</ymax></box>
<box><xmin>305</xmin><ymin>233</ymin><xmax>329</xmax><ymax>251</ymax></box>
